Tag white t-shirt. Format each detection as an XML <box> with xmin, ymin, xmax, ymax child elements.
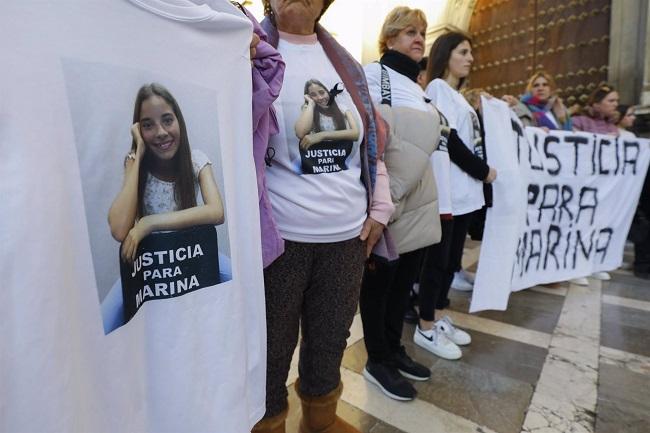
<box><xmin>426</xmin><ymin>79</ymin><xmax>485</xmax><ymax>215</ymax></box>
<box><xmin>619</xmin><ymin>128</ymin><xmax>636</xmax><ymax>139</ymax></box>
<box><xmin>364</xmin><ymin>63</ymin><xmax>452</xmax><ymax>214</ymax></box>
<box><xmin>1</xmin><ymin>1</ymin><xmax>265</xmax><ymax>432</ymax></box>
<box><xmin>267</xmin><ymin>36</ymin><xmax>367</xmax><ymax>243</ymax></box>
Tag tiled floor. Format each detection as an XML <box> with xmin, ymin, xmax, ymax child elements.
<box><xmin>283</xmin><ymin>243</ymin><xmax>650</xmax><ymax>433</ymax></box>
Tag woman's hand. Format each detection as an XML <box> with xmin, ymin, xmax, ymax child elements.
<box><xmin>250</xmin><ymin>32</ymin><xmax>260</xmax><ymax>60</ymax></box>
<box><xmin>550</xmin><ymin>96</ymin><xmax>568</xmax><ymax>119</ymax></box>
<box><xmin>120</xmin><ymin>217</ymin><xmax>153</xmax><ymax>263</ymax></box>
<box><xmin>299</xmin><ymin>132</ymin><xmax>322</xmax><ymax>149</ymax></box>
<box><xmin>360</xmin><ymin>217</ymin><xmax>385</xmax><ymax>258</ymax></box>
<box><xmin>303</xmin><ymin>94</ymin><xmax>315</xmax><ymax>108</ymax></box>
<box><xmin>484</xmin><ymin>167</ymin><xmax>497</xmax><ymax>183</ymax></box>
<box><xmin>130</xmin><ymin>123</ymin><xmax>146</xmax><ymax>162</ymax></box>
<box><xmin>501</xmin><ymin>94</ymin><xmax>519</xmax><ymax>107</ymax></box>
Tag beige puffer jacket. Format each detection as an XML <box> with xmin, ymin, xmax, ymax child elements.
<box><xmin>376</xmin><ymin>104</ymin><xmax>441</xmax><ymax>254</ymax></box>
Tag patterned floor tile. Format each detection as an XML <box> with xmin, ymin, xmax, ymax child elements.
<box><xmin>448</xmin><ymin>287</ymin><xmax>564</xmax><ymax>334</ymax></box>
<box><xmin>601</xmin><ymin>303</ymin><xmax>650</xmax><ymax>358</ymax></box>
<box><xmin>595</xmin><ymin>363</ymin><xmax>650</xmax><ymax>433</ymax></box>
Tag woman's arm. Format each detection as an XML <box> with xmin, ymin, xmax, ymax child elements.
<box><xmin>360</xmin><ymin>159</ymin><xmax>393</xmax><ymax>257</ymax></box>
<box><xmin>108</xmin><ymin>124</ymin><xmax>145</xmax><ymax>242</ymax></box>
<box><xmin>299</xmin><ymin>110</ymin><xmax>360</xmax><ymax>149</ymax></box>
<box><xmin>294</xmin><ymin>95</ymin><xmax>316</xmax><ymax>139</ymax></box>
<box><xmin>447</xmin><ymin>128</ymin><xmax>493</xmax><ymax>182</ymax></box>
<box><xmin>120</xmin><ymin>166</ymin><xmax>225</xmax><ymax>262</ymax></box>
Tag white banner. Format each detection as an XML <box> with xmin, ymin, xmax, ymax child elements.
<box><xmin>1</xmin><ymin>1</ymin><xmax>265</xmax><ymax>432</ymax></box>
<box><xmin>471</xmin><ymin>98</ymin><xmax>650</xmax><ymax>312</ymax></box>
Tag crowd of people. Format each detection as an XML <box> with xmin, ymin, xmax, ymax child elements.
<box><xmin>226</xmin><ymin>2</ymin><xmax>647</xmax><ymax>432</ymax></box>
<box><xmin>244</xmin><ymin>0</ymin><xmax>647</xmax><ymax>433</ymax></box>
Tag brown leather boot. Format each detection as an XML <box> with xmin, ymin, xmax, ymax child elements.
<box><xmin>251</xmin><ymin>407</ymin><xmax>288</xmax><ymax>433</ymax></box>
<box><xmin>295</xmin><ymin>380</ymin><xmax>360</xmax><ymax>433</ymax></box>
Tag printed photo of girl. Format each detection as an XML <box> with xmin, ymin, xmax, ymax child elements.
<box><xmin>108</xmin><ymin>83</ymin><xmax>225</xmax><ymax>262</ymax></box>
<box><xmin>293</xmin><ymin>79</ymin><xmax>360</xmax><ymax>174</ymax></box>
<box><xmin>94</xmin><ymin>82</ymin><xmax>230</xmax><ymax>334</ymax></box>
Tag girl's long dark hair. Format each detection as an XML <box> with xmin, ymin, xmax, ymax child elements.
<box><xmin>132</xmin><ymin>83</ymin><xmax>196</xmax><ymax>217</ymax></box>
<box><xmin>304</xmin><ymin>79</ymin><xmax>347</xmax><ymax>132</ymax></box>
<box><xmin>426</xmin><ymin>31</ymin><xmax>472</xmax><ymax>90</ymax></box>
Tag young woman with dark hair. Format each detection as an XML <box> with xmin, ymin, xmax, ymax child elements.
<box><xmin>615</xmin><ymin>104</ymin><xmax>637</xmax><ymax>139</ymax></box>
<box><xmin>572</xmin><ymin>83</ymin><xmax>620</xmax><ymax>136</ymax></box>
<box><xmin>416</xmin><ymin>31</ymin><xmax>496</xmax><ymax>358</ymax></box>
<box><xmin>571</xmin><ymin>84</ymin><xmax>622</xmax><ymax>281</ymax></box>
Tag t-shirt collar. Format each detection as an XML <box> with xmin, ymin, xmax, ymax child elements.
<box><xmin>278</xmin><ymin>30</ymin><xmax>318</xmax><ymax>45</ymax></box>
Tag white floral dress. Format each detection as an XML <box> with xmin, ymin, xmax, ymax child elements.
<box><xmin>142</xmin><ymin>149</ymin><xmax>210</xmax><ymax>216</ymax></box>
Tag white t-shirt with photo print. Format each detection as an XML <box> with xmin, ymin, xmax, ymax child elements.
<box><xmin>266</xmin><ymin>34</ymin><xmax>367</xmax><ymax>243</ymax></box>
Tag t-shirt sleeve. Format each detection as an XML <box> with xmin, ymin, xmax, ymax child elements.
<box><xmin>426</xmin><ymin>80</ymin><xmax>460</xmax><ymax>130</ymax></box>
<box><xmin>363</xmin><ymin>63</ymin><xmax>382</xmax><ymax>106</ymax></box>
<box><xmin>191</xmin><ymin>149</ymin><xmax>212</xmax><ymax>177</ymax></box>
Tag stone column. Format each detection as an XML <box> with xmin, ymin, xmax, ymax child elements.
<box><xmin>608</xmin><ymin>0</ymin><xmax>649</xmax><ymax>104</ymax></box>
<box><xmin>642</xmin><ymin>4</ymin><xmax>650</xmax><ymax>105</ymax></box>
<box><xmin>425</xmin><ymin>0</ymin><xmax>477</xmax><ymax>52</ymax></box>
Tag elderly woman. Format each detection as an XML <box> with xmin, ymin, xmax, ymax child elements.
<box><xmin>359</xmin><ymin>6</ymin><xmax>443</xmax><ymax>402</ymax></box>
<box><xmin>252</xmin><ymin>1</ymin><xmax>395</xmax><ymax>432</ymax></box>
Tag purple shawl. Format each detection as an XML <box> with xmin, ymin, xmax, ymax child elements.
<box><xmin>244</xmin><ymin>8</ymin><xmax>286</xmax><ymax>267</ymax></box>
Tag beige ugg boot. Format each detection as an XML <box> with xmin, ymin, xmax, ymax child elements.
<box><xmin>294</xmin><ymin>380</ymin><xmax>360</xmax><ymax>433</ymax></box>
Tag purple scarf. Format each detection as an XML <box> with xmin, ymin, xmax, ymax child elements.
<box><xmin>521</xmin><ymin>93</ymin><xmax>572</xmax><ymax>131</ymax></box>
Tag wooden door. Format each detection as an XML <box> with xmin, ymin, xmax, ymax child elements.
<box><xmin>468</xmin><ymin>0</ymin><xmax>611</xmax><ymax>107</ymax></box>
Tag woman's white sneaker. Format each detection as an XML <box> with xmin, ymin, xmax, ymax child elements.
<box><xmin>591</xmin><ymin>271</ymin><xmax>611</xmax><ymax>280</ymax></box>
<box><xmin>451</xmin><ymin>271</ymin><xmax>473</xmax><ymax>291</ymax></box>
<box><xmin>436</xmin><ymin>316</ymin><xmax>471</xmax><ymax>346</ymax></box>
<box><xmin>569</xmin><ymin>277</ymin><xmax>589</xmax><ymax>286</ymax></box>
<box><xmin>413</xmin><ymin>325</ymin><xmax>461</xmax><ymax>360</ymax></box>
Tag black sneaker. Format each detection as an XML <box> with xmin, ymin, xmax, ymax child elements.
<box><xmin>363</xmin><ymin>360</ymin><xmax>416</xmax><ymax>401</ymax></box>
<box><xmin>403</xmin><ymin>306</ymin><xmax>419</xmax><ymax>324</ymax></box>
<box><xmin>634</xmin><ymin>269</ymin><xmax>650</xmax><ymax>280</ymax></box>
<box><xmin>393</xmin><ymin>347</ymin><xmax>430</xmax><ymax>381</ymax></box>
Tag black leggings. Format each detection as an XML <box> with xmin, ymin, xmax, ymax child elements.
<box><xmin>447</xmin><ymin>212</ymin><xmax>473</xmax><ymax>275</ymax></box>
<box><xmin>418</xmin><ymin>213</ymin><xmax>473</xmax><ymax>320</ymax></box>
<box><xmin>360</xmin><ymin>248</ymin><xmax>425</xmax><ymax>363</ymax></box>
<box><xmin>418</xmin><ymin>219</ymin><xmax>454</xmax><ymax>321</ymax></box>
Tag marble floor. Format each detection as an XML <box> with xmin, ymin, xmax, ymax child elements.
<box><xmin>284</xmin><ymin>242</ymin><xmax>650</xmax><ymax>433</ymax></box>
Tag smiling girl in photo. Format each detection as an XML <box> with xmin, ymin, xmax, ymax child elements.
<box><xmin>294</xmin><ymin>78</ymin><xmax>359</xmax><ymax>149</ymax></box>
<box><xmin>291</xmin><ymin>78</ymin><xmax>360</xmax><ymax>174</ymax></box>
<box><xmin>108</xmin><ymin>83</ymin><xmax>224</xmax><ymax>263</ymax></box>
